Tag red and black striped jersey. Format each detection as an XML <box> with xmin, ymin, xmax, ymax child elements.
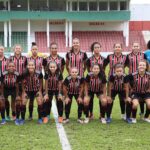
<box><xmin>85</xmin><ymin>72</ymin><xmax>107</xmax><ymax>93</ymax></box>
<box><xmin>86</xmin><ymin>55</ymin><xmax>105</xmax><ymax>71</ymax></box>
<box><xmin>44</xmin><ymin>55</ymin><xmax>65</xmax><ymax>72</ymax></box>
<box><xmin>125</xmin><ymin>71</ymin><xmax>150</xmax><ymax>94</ymax></box>
<box><xmin>0</xmin><ymin>70</ymin><xmax>2</xmax><ymax>86</ymax></box>
<box><xmin>2</xmin><ymin>71</ymin><xmax>20</xmax><ymax>88</ymax></box>
<box><xmin>0</xmin><ymin>56</ymin><xmax>8</xmax><ymax>73</ymax></box>
<box><xmin>63</xmin><ymin>76</ymin><xmax>84</xmax><ymax>95</ymax></box>
<box><xmin>9</xmin><ymin>55</ymin><xmax>27</xmax><ymax>75</ymax></box>
<box><xmin>109</xmin><ymin>74</ymin><xmax>126</xmax><ymax>92</ymax></box>
<box><xmin>27</xmin><ymin>56</ymin><xmax>45</xmax><ymax>72</ymax></box>
<box><xmin>126</xmin><ymin>52</ymin><xmax>146</xmax><ymax>74</ymax></box>
<box><xmin>66</xmin><ymin>51</ymin><xmax>87</xmax><ymax>77</ymax></box>
<box><xmin>104</xmin><ymin>53</ymin><xmax>127</xmax><ymax>76</ymax></box>
<box><xmin>44</xmin><ymin>71</ymin><xmax>63</xmax><ymax>91</ymax></box>
<box><xmin>22</xmin><ymin>70</ymin><xmax>43</xmax><ymax>92</ymax></box>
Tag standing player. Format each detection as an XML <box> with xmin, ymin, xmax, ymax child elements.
<box><xmin>2</xmin><ymin>61</ymin><xmax>21</xmax><ymax>125</ymax></box>
<box><xmin>86</xmin><ymin>42</ymin><xmax>105</xmax><ymax>119</ymax></box>
<box><xmin>44</xmin><ymin>42</ymin><xmax>65</xmax><ymax>72</ymax></box>
<box><xmin>104</xmin><ymin>43</ymin><xmax>127</xmax><ymax>120</ymax></box>
<box><xmin>126</xmin><ymin>42</ymin><xmax>147</xmax><ymax>118</ymax></box>
<box><xmin>0</xmin><ymin>69</ymin><xmax>5</xmax><ymax>124</ymax></box>
<box><xmin>0</xmin><ymin>46</ymin><xmax>9</xmax><ymax>120</ymax></box>
<box><xmin>66</xmin><ymin>38</ymin><xmax>87</xmax><ymax>77</ymax></box>
<box><xmin>125</xmin><ymin>59</ymin><xmax>150</xmax><ymax>123</ymax></box>
<box><xmin>8</xmin><ymin>44</ymin><xmax>27</xmax><ymax>121</ymax></box>
<box><xmin>145</xmin><ymin>40</ymin><xmax>150</xmax><ymax>70</ymax></box>
<box><xmin>43</xmin><ymin>61</ymin><xmax>63</xmax><ymax>123</ymax></box>
<box><xmin>21</xmin><ymin>60</ymin><xmax>43</xmax><ymax>124</ymax></box>
<box><xmin>63</xmin><ymin>67</ymin><xmax>84</xmax><ymax>124</ymax></box>
<box><xmin>27</xmin><ymin>42</ymin><xmax>45</xmax><ymax>120</ymax></box>
<box><xmin>84</xmin><ymin>63</ymin><xmax>108</xmax><ymax>124</ymax></box>
<box><xmin>107</xmin><ymin>63</ymin><xmax>127</xmax><ymax>123</ymax></box>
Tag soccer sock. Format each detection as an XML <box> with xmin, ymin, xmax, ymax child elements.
<box><xmin>5</xmin><ymin>100</ymin><xmax>10</xmax><ymax>117</ymax></box>
<box><xmin>119</xmin><ymin>100</ymin><xmax>125</xmax><ymax>114</ymax></box>
<box><xmin>140</xmin><ymin>102</ymin><xmax>145</xmax><ymax>114</ymax></box>
<box><xmin>144</xmin><ymin>106</ymin><xmax>150</xmax><ymax>118</ymax></box>
<box><xmin>16</xmin><ymin>104</ymin><xmax>21</xmax><ymax>119</ymax></box>
<box><xmin>65</xmin><ymin>102</ymin><xmax>72</xmax><ymax>119</ymax></box>
<box><xmin>101</xmin><ymin>105</ymin><xmax>107</xmax><ymax>118</ymax></box>
<box><xmin>126</xmin><ymin>102</ymin><xmax>132</xmax><ymax>118</ymax></box>
<box><xmin>99</xmin><ymin>101</ymin><xmax>103</xmax><ymax>117</ymax></box>
<box><xmin>29</xmin><ymin>101</ymin><xmax>34</xmax><ymax>118</ymax></box>
<box><xmin>107</xmin><ymin>102</ymin><xmax>113</xmax><ymax>118</ymax></box>
<box><xmin>89</xmin><ymin>98</ymin><xmax>94</xmax><ymax>114</ymax></box>
<box><xmin>84</xmin><ymin>105</ymin><xmax>89</xmax><ymax>118</ymax></box>
<box><xmin>56</xmin><ymin>100</ymin><xmax>63</xmax><ymax>117</ymax></box>
<box><xmin>78</xmin><ymin>103</ymin><xmax>83</xmax><ymax>119</ymax></box>
<box><xmin>12</xmin><ymin>111</ymin><xmax>16</xmax><ymax>117</ymax></box>
<box><xmin>48</xmin><ymin>100</ymin><xmax>52</xmax><ymax>116</ymax></box>
<box><xmin>1</xmin><ymin>106</ymin><xmax>5</xmax><ymax>119</ymax></box>
<box><xmin>21</xmin><ymin>105</ymin><xmax>26</xmax><ymax>120</ymax></box>
<box><xmin>43</xmin><ymin>101</ymin><xmax>48</xmax><ymax>117</ymax></box>
<box><xmin>38</xmin><ymin>105</ymin><xmax>43</xmax><ymax>119</ymax></box>
<box><xmin>132</xmin><ymin>108</ymin><xmax>137</xmax><ymax>118</ymax></box>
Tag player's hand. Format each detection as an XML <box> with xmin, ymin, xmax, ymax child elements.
<box><xmin>125</xmin><ymin>97</ymin><xmax>132</xmax><ymax>103</ymax></box>
<box><xmin>77</xmin><ymin>97</ymin><xmax>83</xmax><ymax>104</ymax></box>
<box><xmin>58</xmin><ymin>94</ymin><xmax>63</xmax><ymax>101</ymax></box>
<box><xmin>83</xmin><ymin>96</ymin><xmax>90</xmax><ymax>105</ymax></box>
<box><xmin>44</xmin><ymin>94</ymin><xmax>49</xmax><ymax>102</ymax></box>
<box><xmin>107</xmin><ymin>96</ymin><xmax>112</xmax><ymax>104</ymax></box>
<box><xmin>65</xmin><ymin>97</ymin><xmax>70</xmax><ymax>104</ymax></box>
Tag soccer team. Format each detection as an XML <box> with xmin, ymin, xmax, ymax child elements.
<box><xmin>0</xmin><ymin>38</ymin><xmax>150</xmax><ymax>125</ymax></box>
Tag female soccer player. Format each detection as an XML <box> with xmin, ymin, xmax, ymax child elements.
<box><xmin>0</xmin><ymin>46</ymin><xmax>8</xmax><ymax>121</ymax></box>
<box><xmin>44</xmin><ymin>42</ymin><xmax>65</xmax><ymax>72</ymax></box>
<box><xmin>84</xmin><ymin>63</ymin><xmax>107</xmax><ymax>124</ymax></box>
<box><xmin>126</xmin><ymin>42</ymin><xmax>147</xmax><ymax>118</ymax></box>
<box><xmin>125</xmin><ymin>59</ymin><xmax>150</xmax><ymax>123</ymax></box>
<box><xmin>27</xmin><ymin>42</ymin><xmax>45</xmax><ymax>120</ymax></box>
<box><xmin>2</xmin><ymin>61</ymin><xmax>21</xmax><ymax>125</ymax></box>
<box><xmin>104</xmin><ymin>43</ymin><xmax>127</xmax><ymax>120</ymax></box>
<box><xmin>43</xmin><ymin>61</ymin><xmax>63</xmax><ymax>123</ymax></box>
<box><xmin>63</xmin><ymin>67</ymin><xmax>84</xmax><ymax>124</ymax></box>
<box><xmin>0</xmin><ymin>70</ymin><xmax>5</xmax><ymax>124</ymax></box>
<box><xmin>107</xmin><ymin>63</ymin><xmax>127</xmax><ymax>123</ymax></box>
<box><xmin>104</xmin><ymin>43</ymin><xmax>127</xmax><ymax>75</ymax></box>
<box><xmin>7</xmin><ymin>44</ymin><xmax>27</xmax><ymax>121</ymax></box>
<box><xmin>66</xmin><ymin>38</ymin><xmax>87</xmax><ymax>77</ymax></box>
<box><xmin>21</xmin><ymin>60</ymin><xmax>43</xmax><ymax>124</ymax></box>
<box><xmin>86</xmin><ymin>42</ymin><xmax>105</xmax><ymax>119</ymax></box>
<box><xmin>145</xmin><ymin>40</ymin><xmax>150</xmax><ymax>69</ymax></box>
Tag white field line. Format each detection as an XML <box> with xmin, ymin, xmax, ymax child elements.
<box><xmin>52</xmin><ymin>100</ymin><xmax>72</xmax><ymax>150</ymax></box>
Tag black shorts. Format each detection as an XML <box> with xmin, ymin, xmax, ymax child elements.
<box><xmin>68</xmin><ymin>94</ymin><xmax>79</xmax><ymax>100</ymax></box>
<box><xmin>18</xmin><ymin>82</ymin><xmax>22</xmax><ymax>96</ymax></box>
<box><xmin>4</xmin><ymin>88</ymin><xmax>16</xmax><ymax>100</ymax></box>
<box><xmin>25</xmin><ymin>91</ymin><xmax>39</xmax><ymax>101</ymax></box>
<box><xmin>111</xmin><ymin>90</ymin><xmax>126</xmax><ymax>100</ymax></box>
<box><xmin>131</xmin><ymin>93</ymin><xmax>150</xmax><ymax>101</ymax></box>
<box><xmin>48</xmin><ymin>90</ymin><xmax>59</xmax><ymax>97</ymax></box>
<box><xmin>88</xmin><ymin>91</ymin><xmax>103</xmax><ymax>98</ymax></box>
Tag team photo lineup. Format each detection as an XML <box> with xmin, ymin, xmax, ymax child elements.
<box><xmin>0</xmin><ymin>38</ymin><xmax>150</xmax><ymax>125</ymax></box>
